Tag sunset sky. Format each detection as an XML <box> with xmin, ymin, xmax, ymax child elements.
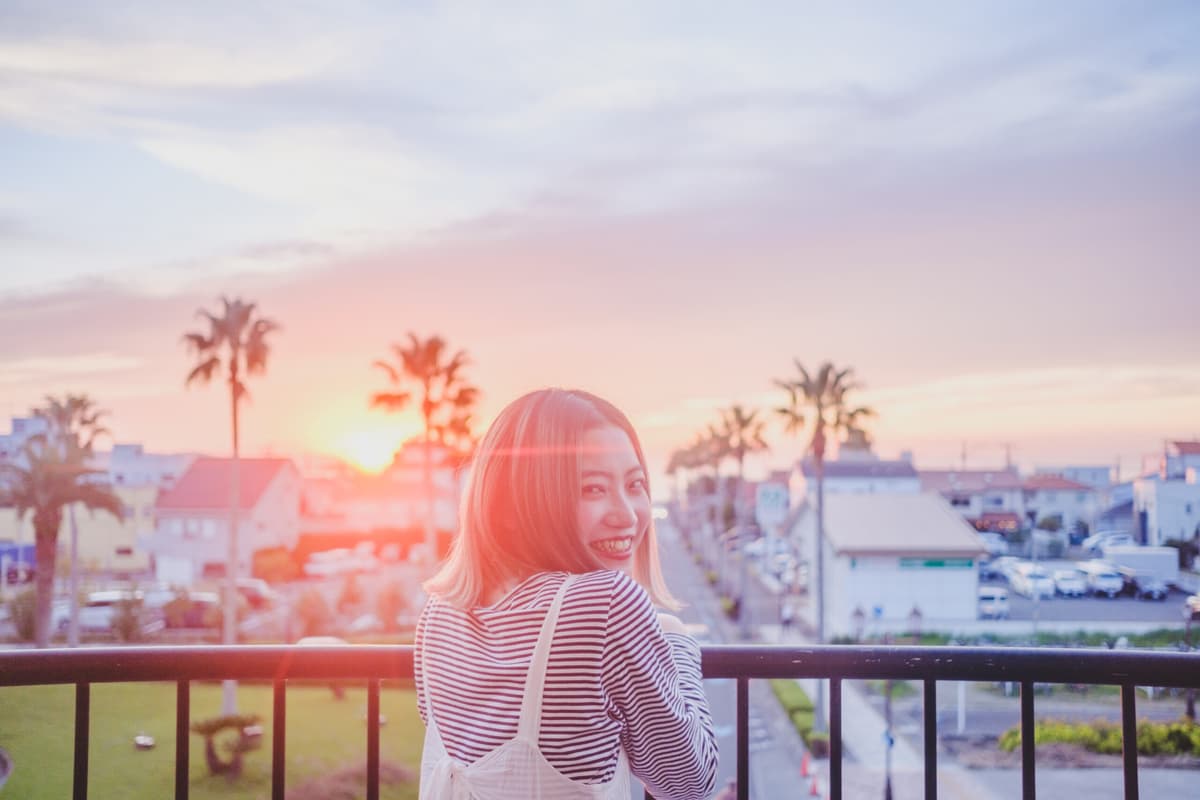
<box><xmin>2</xmin><ymin>1</ymin><xmax>1198</xmax><ymax>487</ymax></box>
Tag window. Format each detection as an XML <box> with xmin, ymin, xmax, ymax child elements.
<box><xmin>115</xmin><ymin>547</ymin><xmax>133</xmax><ymax>556</ymax></box>
<box><xmin>1187</xmin><ymin>504</ymin><xmax>1194</xmax><ymax>515</ymax></box>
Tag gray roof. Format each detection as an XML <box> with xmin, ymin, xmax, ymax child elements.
<box><xmin>790</xmin><ymin>492</ymin><xmax>986</xmax><ymax>557</ymax></box>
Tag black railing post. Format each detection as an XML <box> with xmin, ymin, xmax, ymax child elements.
<box><xmin>736</xmin><ymin>677</ymin><xmax>749</xmax><ymax>800</ymax></box>
<box><xmin>73</xmin><ymin>681</ymin><xmax>89</xmax><ymax>800</ymax></box>
<box><xmin>367</xmin><ymin>679</ymin><xmax>381</xmax><ymax>800</ymax></box>
<box><xmin>830</xmin><ymin>678</ymin><xmax>842</xmax><ymax>800</ymax></box>
<box><xmin>1121</xmin><ymin>683</ymin><xmax>1138</xmax><ymax>800</ymax></box>
<box><xmin>175</xmin><ymin>681</ymin><xmax>189</xmax><ymax>800</ymax></box>
<box><xmin>272</xmin><ymin>679</ymin><xmax>286</xmax><ymax>800</ymax></box>
<box><xmin>1020</xmin><ymin>680</ymin><xmax>1035</xmax><ymax>800</ymax></box>
<box><xmin>924</xmin><ymin>678</ymin><xmax>937</xmax><ymax>800</ymax></box>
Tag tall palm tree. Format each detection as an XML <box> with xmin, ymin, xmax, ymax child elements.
<box><xmin>0</xmin><ymin>408</ymin><xmax>122</xmax><ymax>648</ymax></box>
<box><xmin>371</xmin><ymin>333</ymin><xmax>478</xmax><ymax>566</ymax></box>
<box><xmin>775</xmin><ymin>361</ymin><xmax>874</xmax><ymax>731</ymax></box>
<box><xmin>720</xmin><ymin>405</ymin><xmax>770</xmax><ymax>635</ymax></box>
<box><xmin>183</xmin><ymin>296</ymin><xmax>279</xmax><ymax>715</ymax></box>
<box><xmin>720</xmin><ymin>404</ymin><xmax>770</xmax><ymax>525</ymax></box>
<box><xmin>35</xmin><ymin>394</ymin><xmax>111</xmax><ymax>647</ymax></box>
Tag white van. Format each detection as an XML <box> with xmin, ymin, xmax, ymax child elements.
<box><xmin>978</xmin><ymin>586</ymin><xmax>1009</xmax><ymax>619</ymax></box>
<box><xmin>1077</xmin><ymin>560</ymin><xmax>1124</xmax><ymax>598</ymax></box>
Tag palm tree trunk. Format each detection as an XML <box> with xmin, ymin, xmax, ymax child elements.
<box><xmin>814</xmin><ymin>455</ymin><xmax>827</xmax><ymax>732</ymax></box>
<box><xmin>223</xmin><ymin>381</ymin><xmax>241</xmax><ymax>716</ymax></box>
<box><xmin>67</xmin><ymin>504</ymin><xmax>80</xmax><ymax>647</ymax></box>
<box><xmin>32</xmin><ymin>509</ymin><xmax>61</xmax><ymax>648</ymax></box>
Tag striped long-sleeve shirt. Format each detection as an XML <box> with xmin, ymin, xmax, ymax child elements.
<box><xmin>414</xmin><ymin>569</ymin><xmax>718</xmax><ymax>800</ymax></box>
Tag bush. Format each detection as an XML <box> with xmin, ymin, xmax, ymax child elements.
<box><xmin>296</xmin><ymin>588</ymin><xmax>333</xmax><ymax>637</ymax></box>
<box><xmin>998</xmin><ymin>718</ymin><xmax>1200</xmax><ymax>756</ymax></box>
<box><xmin>376</xmin><ymin>581</ymin><xmax>407</xmax><ymax>632</ymax></box>
<box><xmin>805</xmin><ymin>730</ymin><xmax>830</xmax><ymax>757</ymax></box>
<box><xmin>7</xmin><ymin>587</ymin><xmax>36</xmax><ymax>641</ymax></box>
<box><xmin>111</xmin><ymin>597</ymin><xmax>146</xmax><ymax>642</ymax></box>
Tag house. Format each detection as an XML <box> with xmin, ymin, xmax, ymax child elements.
<box><xmin>148</xmin><ymin>457</ymin><xmax>301</xmax><ymax>583</ymax></box>
<box><xmin>1133</xmin><ymin>475</ymin><xmax>1200</xmax><ymax>546</ymax></box>
<box><xmin>919</xmin><ymin>468</ymin><xmax>1026</xmax><ymax>533</ymax></box>
<box><xmin>1144</xmin><ymin>441</ymin><xmax>1200</xmax><ymax>481</ymax></box>
<box><xmin>785</xmin><ymin>493</ymin><xmax>986</xmax><ymax>637</ymax></box>
<box><xmin>1033</xmin><ymin>465</ymin><xmax>1114</xmax><ymax>490</ymax></box>
<box><xmin>1022</xmin><ymin>474</ymin><xmax>1097</xmax><ymax>535</ymax></box>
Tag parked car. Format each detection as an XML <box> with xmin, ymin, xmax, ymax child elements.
<box><xmin>990</xmin><ymin>556</ymin><xmax>1021</xmax><ymax>583</ymax></box>
<box><xmin>1052</xmin><ymin>569</ymin><xmax>1087</xmax><ymax>597</ymax></box>
<box><xmin>978</xmin><ymin>586</ymin><xmax>1010</xmax><ymax>619</ymax></box>
<box><xmin>977</xmin><ymin>532</ymin><xmax>1008</xmax><ymax>557</ymax></box>
<box><xmin>1076</xmin><ymin>560</ymin><xmax>1124</xmax><ymax>598</ymax></box>
<box><xmin>1011</xmin><ymin>563</ymin><xmax>1055</xmax><ymax>599</ymax></box>
<box><xmin>1129</xmin><ymin>573</ymin><xmax>1168</xmax><ymax>601</ymax></box>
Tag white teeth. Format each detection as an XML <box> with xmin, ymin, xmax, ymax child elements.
<box><xmin>593</xmin><ymin>538</ymin><xmax>633</xmax><ymax>554</ymax></box>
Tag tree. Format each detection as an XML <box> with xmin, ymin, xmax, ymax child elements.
<box><xmin>775</xmin><ymin>361</ymin><xmax>874</xmax><ymax>731</ymax></box>
<box><xmin>719</xmin><ymin>405</ymin><xmax>769</xmax><ymax>635</ymax></box>
<box><xmin>34</xmin><ymin>394</ymin><xmax>111</xmax><ymax>647</ymax></box>
<box><xmin>0</xmin><ymin>401</ymin><xmax>122</xmax><ymax>648</ymax></box>
<box><xmin>371</xmin><ymin>333</ymin><xmax>479</xmax><ymax>565</ymax></box>
<box><xmin>720</xmin><ymin>405</ymin><xmax>770</xmax><ymax>525</ymax></box>
<box><xmin>183</xmin><ymin>296</ymin><xmax>280</xmax><ymax>714</ymax></box>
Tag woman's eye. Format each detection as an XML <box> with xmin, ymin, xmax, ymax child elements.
<box><xmin>628</xmin><ymin>478</ymin><xmax>647</xmax><ymax>493</ymax></box>
<box><xmin>582</xmin><ymin>484</ymin><xmax>605</xmax><ymax>497</ymax></box>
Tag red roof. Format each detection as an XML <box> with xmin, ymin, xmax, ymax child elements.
<box><xmin>919</xmin><ymin>469</ymin><xmax>1024</xmax><ymax>493</ymax></box>
<box><xmin>1173</xmin><ymin>441</ymin><xmax>1200</xmax><ymax>456</ymax></box>
<box><xmin>157</xmin><ymin>457</ymin><xmax>294</xmax><ymax>511</ymax></box>
<box><xmin>1023</xmin><ymin>474</ymin><xmax>1091</xmax><ymax>492</ymax></box>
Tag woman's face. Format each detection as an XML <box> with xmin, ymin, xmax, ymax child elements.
<box><xmin>576</xmin><ymin>425</ymin><xmax>651</xmax><ymax>573</ymax></box>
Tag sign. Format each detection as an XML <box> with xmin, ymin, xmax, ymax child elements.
<box><xmin>898</xmin><ymin>558</ymin><xmax>974</xmax><ymax>569</ymax></box>
<box><xmin>755</xmin><ymin>482</ymin><xmax>789</xmax><ymax>528</ymax></box>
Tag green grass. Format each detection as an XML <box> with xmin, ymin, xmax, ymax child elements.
<box><xmin>0</xmin><ymin>681</ymin><xmax>423</xmax><ymax>800</ymax></box>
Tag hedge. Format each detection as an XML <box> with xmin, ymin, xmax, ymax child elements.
<box><xmin>999</xmin><ymin>718</ymin><xmax>1200</xmax><ymax>756</ymax></box>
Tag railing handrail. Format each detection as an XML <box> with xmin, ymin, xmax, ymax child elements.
<box><xmin>1</xmin><ymin>643</ymin><xmax>1196</xmax><ymax>687</ymax></box>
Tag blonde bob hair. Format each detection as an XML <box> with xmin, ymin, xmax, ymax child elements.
<box><xmin>425</xmin><ymin>388</ymin><xmax>679</xmax><ymax>610</ymax></box>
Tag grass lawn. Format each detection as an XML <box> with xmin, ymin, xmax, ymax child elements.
<box><xmin>0</xmin><ymin>681</ymin><xmax>423</xmax><ymax>799</ymax></box>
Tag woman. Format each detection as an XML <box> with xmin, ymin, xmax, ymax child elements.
<box><xmin>416</xmin><ymin>388</ymin><xmax>718</xmax><ymax>799</ymax></box>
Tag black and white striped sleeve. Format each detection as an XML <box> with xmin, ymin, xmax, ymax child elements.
<box><xmin>601</xmin><ymin>573</ymin><xmax>718</xmax><ymax>800</ymax></box>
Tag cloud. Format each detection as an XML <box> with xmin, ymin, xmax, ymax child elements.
<box><xmin>0</xmin><ymin>352</ymin><xmax>143</xmax><ymax>385</ymax></box>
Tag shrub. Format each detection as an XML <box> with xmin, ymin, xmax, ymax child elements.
<box><xmin>998</xmin><ymin>718</ymin><xmax>1200</xmax><ymax>756</ymax></box>
<box><xmin>376</xmin><ymin>581</ymin><xmax>407</xmax><ymax>632</ymax></box>
<box><xmin>111</xmin><ymin>597</ymin><xmax>145</xmax><ymax>642</ymax></box>
<box><xmin>296</xmin><ymin>588</ymin><xmax>333</xmax><ymax>637</ymax></box>
<box><xmin>7</xmin><ymin>587</ymin><xmax>36</xmax><ymax>641</ymax></box>
<box><xmin>805</xmin><ymin>730</ymin><xmax>830</xmax><ymax>757</ymax></box>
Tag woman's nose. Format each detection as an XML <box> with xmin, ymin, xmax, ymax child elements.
<box><xmin>605</xmin><ymin>493</ymin><xmax>636</xmax><ymax>527</ymax></box>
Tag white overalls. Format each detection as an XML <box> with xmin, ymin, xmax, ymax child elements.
<box><xmin>420</xmin><ymin>576</ymin><xmax>632</xmax><ymax>799</ymax></box>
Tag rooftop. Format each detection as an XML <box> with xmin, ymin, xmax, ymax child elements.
<box><xmin>798</xmin><ymin>458</ymin><xmax>918</xmax><ymax>480</ymax></box>
<box><xmin>157</xmin><ymin>457</ymin><xmax>295</xmax><ymax>511</ymax></box>
<box><xmin>919</xmin><ymin>468</ymin><xmax>1024</xmax><ymax>493</ymax></box>
<box><xmin>794</xmin><ymin>492</ymin><xmax>985</xmax><ymax>556</ymax></box>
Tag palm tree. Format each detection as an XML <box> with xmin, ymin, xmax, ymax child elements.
<box><xmin>775</xmin><ymin>361</ymin><xmax>874</xmax><ymax>731</ymax></box>
<box><xmin>371</xmin><ymin>333</ymin><xmax>479</xmax><ymax>566</ymax></box>
<box><xmin>0</xmin><ymin>407</ymin><xmax>122</xmax><ymax>648</ymax></box>
<box><xmin>183</xmin><ymin>296</ymin><xmax>279</xmax><ymax>715</ymax></box>
<box><xmin>35</xmin><ymin>394</ymin><xmax>111</xmax><ymax>647</ymax></box>
<box><xmin>720</xmin><ymin>405</ymin><xmax>770</xmax><ymax>634</ymax></box>
<box><xmin>720</xmin><ymin>405</ymin><xmax>770</xmax><ymax>525</ymax></box>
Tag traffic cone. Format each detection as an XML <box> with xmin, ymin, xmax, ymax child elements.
<box><xmin>800</xmin><ymin>751</ymin><xmax>810</xmax><ymax>777</ymax></box>
<box><xmin>809</xmin><ymin>775</ymin><xmax>821</xmax><ymax>796</ymax></box>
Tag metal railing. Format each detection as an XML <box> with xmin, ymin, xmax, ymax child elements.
<box><xmin>1</xmin><ymin>644</ymin><xmax>1198</xmax><ymax>800</ymax></box>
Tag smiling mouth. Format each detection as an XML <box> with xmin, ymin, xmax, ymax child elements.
<box><xmin>592</xmin><ymin>537</ymin><xmax>634</xmax><ymax>556</ymax></box>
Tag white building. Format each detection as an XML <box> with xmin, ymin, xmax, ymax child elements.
<box><xmin>0</xmin><ymin>416</ymin><xmax>49</xmax><ymax>463</ymax></box>
<box><xmin>99</xmin><ymin>444</ymin><xmax>194</xmax><ymax>489</ymax></box>
<box><xmin>786</xmin><ymin>493</ymin><xmax>986</xmax><ymax>637</ymax></box>
<box><xmin>1022</xmin><ymin>474</ymin><xmax>1098</xmax><ymax>534</ymax></box>
<box><xmin>1133</xmin><ymin>476</ymin><xmax>1200</xmax><ymax>546</ymax></box>
<box><xmin>919</xmin><ymin>469</ymin><xmax>1025</xmax><ymax>533</ymax></box>
<box><xmin>148</xmin><ymin>457</ymin><xmax>301</xmax><ymax>583</ymax></box>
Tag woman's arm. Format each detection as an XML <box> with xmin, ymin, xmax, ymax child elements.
<box><xmin>603</xmin><ymin>575</ymin><xmax>718</xmax><ymax>800</ymax></box>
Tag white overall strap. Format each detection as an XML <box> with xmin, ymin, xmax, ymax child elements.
<box><xmin>515</xmin><ymin>574</ymin><xmax>576</xmax><ymax>741</ymax></box>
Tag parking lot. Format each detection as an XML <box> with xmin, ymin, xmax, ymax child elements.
<box><xmin>982</xmin><ymin>558</ymin><xmax>1190</xmax><ymax>623</ymax></box>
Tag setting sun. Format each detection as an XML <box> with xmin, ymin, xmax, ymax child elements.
<box><xmin>332</xmin><ymin>422</ymin><xmax>420</xmax><ymax>473</ymax></box>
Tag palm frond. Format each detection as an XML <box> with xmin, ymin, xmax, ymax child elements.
<box><xmin>186</xmin><ymin>356</ymin><xmax>222</xmax><ymax>387</ymax></box>
<box><xmin>370</xmin><ymin>391</ymin><xmax>411</xmax><ymax>411</ymax></box>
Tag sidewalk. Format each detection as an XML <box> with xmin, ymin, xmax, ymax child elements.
<box><xmin>758</xmin><ymin>622</ymin><xmax>1002</xmax><ymax>800</ymax></box>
